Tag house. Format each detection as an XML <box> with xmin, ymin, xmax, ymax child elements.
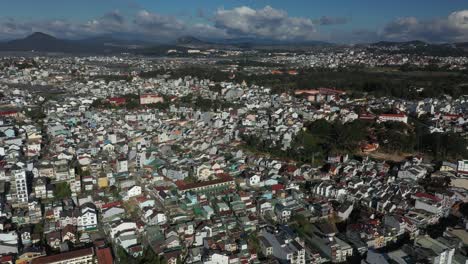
<box><xmin>413</xmin><ymin>235</ymin><xmax>455</xmax><ymax>264</ymax></box>
<box><xmin>274</xmin><ymin>204</ymin><xmax>291</xmax><ymax>223</ymax></box>
<box><xmin>165</xmin><ymin>235</ymin><xmax>180</xmax><ymax>249</ymax></box>
<box><xmin>31</xmin><ymin>247</ymin><xmax>94</xmax><ymax>264</ymax></box>
<box><xmin>294</xmin><ymin>88</ymin><xmax>345</xmax><ymax>102</ymax></box>
<box><xmin>110</xmin><ymin>221</ymin><xmax>137</xmax><ymax>239</ymax></box>
<box><xmin>19</xmin><ymin>226</ymin><xmax>33</xmax><ymax>246</ymax></box>
<box><xmin>96</xmin><ymin>247</ymin><xmax>113</xmax><ymax>264</ymax></box>
<box><xmin>140</xmin><ymin>94</ymin><xmax>164</xmax><ymax>105</ymax></box>
<box><xmin>116</xmin><ymin>158</ymin><xmax>128</xmax><ymax>173</ymax></box>
<box><xmin>440</xmin><ymin>162</ymin><xmax>457</xmax><ymax>172</ymax></box>
<box><xmin>46</xmin><ymin>231</ymin><xmax>61</xmax><ymax>249</ymax></box>
<box><xmin>78</xmin><ymin>203</ymin><xmax>98</xmax><ymax>231</ymax></box>
<box><xmin>378</xmin><ymin>113</ymin><xmax>408</xmax><ymax>124</ymax></box>
<box><xmin>247</xmin><ymin>174</ymin><xmax>261</xmax><ymax>187</ymax></box>
<box><xmin>413</xmin><ymin>193</ymin><xmax>447</xmax><ymax>218</ymax></box>
<box><xmin>115</xmin><ymin>230</ymin><xmax>138</xmax><ymax>251</ymax></box>
<box><xmin>307</xmin><ymin>222</ymin><xmax>353</xmax><ymax>263</ymax></box>
<box><xmin>175</xmin><ymin>176</ymin><xmax>235</xmax><ymax>194</ymax></box>
<box><xmin>259</xmin><ymin>226</ymin><xmax>305</xmax><ymax>264</ymax></box>
<box><xmin>163</xmin><ymin>249</ymin><xmax>182</xmax><ymax>264</ymax></box>
<box><xmin>61</xmin><ymin>225</ymin><xmax>77</xmax><ymax>244</ymax></box>
<box><xmin>203</xmin><ymin>252</ymin><xmax>231</xmax><ymax>264</ymax></box>
<box><xmin>457</xmin><ymin>160</ymin><xmax>468</xmax><ymax>176</ymax></box>
<box><xmin>123</xmin><ymin>186</ymin><xmax>142</xmax><ymax>201</ymax></box>
<box><xmin>102</xmin><ymin>207</ymin><xmax>126</xmax><ymax>222</ymax></box>
<box><xmin>16</xmin><ymin>248</ymin><xmax>46</xmax><ymax>264</ymax></box>
<box><xmin>398</xmin><ymin>166</ymin><xmax>427</xmax><ymax>181</ymax></box>
<box><xmin>196</xmin><ymin>164</ymin><xmax>213</xmax><ymax>181</ymax></box>
<box><xmin>107</xmin><ymin>97</ymin><xmax>126</xmax><ymax>106</ymax></box>
<box><xmin>337</xmin><ymin>203</ymin><xmax>354</xmax><ymax>220</ymax></box>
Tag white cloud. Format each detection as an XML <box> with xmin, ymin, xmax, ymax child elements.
<box><xmin>448</xmin><ymin>10</ymin><xmax>468</xmax><ymax>30</ymax></box>
<box><xmin>1</xmin><ymin>7</ymin><xmax>467</xmax><ymax>43</ymax></box>
<box><xmin>382</xmin><ymin>10</ymin><xmax>468</xmax><ymax>42</ymax></box>
<box><xmin>213</xmin><ymin>6</ymin><xmax>319</xmax><ymax>40</ymax></box>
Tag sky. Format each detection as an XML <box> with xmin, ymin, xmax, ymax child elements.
<box><xmin>0</xmin><ymin>0</ymin><xmax>468</xmax><ymax>43</ymax></box>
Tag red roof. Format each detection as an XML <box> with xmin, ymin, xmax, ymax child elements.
<box><xmin>379</xmin><ymin>113</ymin><xmax>406</xmax><ymax>118</ymax></box>
<box><xmin>136</xmin><ymin>196</ymin><xmax>148</xmax><ymax>202</ymax></box>
<box><xmin>0</xmin><ymin>110</ymin><xmax>18</xmax><ymax>116</ymax></box>
<box><xmin>318</xmin><ymin>87</ymin><xmax>346</xmax><ymax>95</ymax></box>
<box><xmin>0</xmin><ymin>255</ymin><xmax>13</xmax><ymax>262</ymax></box>
<box><xmin>284</xmin><ymin>165</ymin><xmax>297</xmax><ymax>173</ymax></box>
<box><xmin>414</xmin><ymin>192</ymin><xmax>441</xmax><ymax>202</ymax></box>
<box><xmin>176</xmin><ymin>176</ymin><xmax>234</xmax><ymax>191</ymax></box>
<box><xmin>108</xmin><ymin>97</ymin><xmax>126</xmax><ymax>104</ymax></box>
<box><xmin>96</xmin><ymin>248</ymin><xmax>113</xmax><ymax>264</ymax></box>
<box><xmin>271</xmin><ymin>184</ymin><xmax>284</xmax><ymax>191</ymax></box>
<box><xmin>31</xmin><ymin>248</ymin><xmax>94</xmax><ymax>264</ymax></box>
<box><xmin>101</xmin><ymin>201</ymin><xmax>123</xmax><ymax>209</ymax></box>
<box><xmin>359</xmin><ymin>113</ymin><xmax>376</xmax><ymax>120</ymax></box>
<box><xmin>294</xmin><ymin>89</ymin><xmax>320</xmax><ymax>95</ymax></box>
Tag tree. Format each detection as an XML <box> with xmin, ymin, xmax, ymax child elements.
<box><xmin>116</xmin><ymin>246</ymin><xmax>130</xmax><ymax>263</ymax></box>
<box><xmin>33</xmin><ymin>223</ymin><xmax>44</xmax><ymax>234</ymax></box>
<box><xmin>460</xmin><ymin>203</ymin><xmax>468</xmax><ymax>218</ymax></box>
<box><xmin>24</xmin><ymin>108</ymin><xmax>46</xmax><ymax>120</ymax></box>
<box><xmin>109</xmin><ymin>186</ymin><xmax>120</xmax><ymax>199</ymax></box>
<box><xmin>54</xmin><ymin>182</ymin><xmax>72</xmax><ymax>199</ymax></box>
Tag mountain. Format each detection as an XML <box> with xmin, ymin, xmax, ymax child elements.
<box><xmin>175</xmin><ymin>35</ymin><xmax>332</xmax><ymax>49</ymax></box>
<box><xmin>176</xmin><ymin>36</ymin><xmax>211</xmax><ymax>46</ymax></box>
<box><xmin>0</xmin><ymin>32</ymin><xmax>80</xmax><ymax>52</ymax></box>
<box><xmin>455</xmin><ymin>42</ymin><xmax>468</xmax><ymax>51</ymax></box>
<box><xmin>372</xmin><ymin>40</ymin><xmax>427</xmax><ymax>47</ymax></box>
<box><xmin>0</xmin><ymin>32</ymin><xmax>138</xmax><ymax>53</ymax></box>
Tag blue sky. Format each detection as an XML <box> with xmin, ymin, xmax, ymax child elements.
<box><xmin>1</xmin><ymin>0</ymin><xmax>468</xmax><ymax>43</ymax></box>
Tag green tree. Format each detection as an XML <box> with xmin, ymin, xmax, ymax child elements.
<box><xmin>460</xmin><ymin>203</ymin><xmax>468</xmax><ymax>218</ymax></box>
<box><xmin>54</xmin><ymin>182</ymin><xmax>72</xmax><ymax>199</ymax></box>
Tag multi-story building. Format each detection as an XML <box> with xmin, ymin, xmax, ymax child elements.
<box><xmin>31</xmin><ymin>247</ymin><xmax>94</xmax><ymax>264</ymax></box>
<box><xmin>378</xmin><ymin>113</ymin><xmax>408</xmax><ymax>124</ymax></box>
<box><xmin>457</xmin><ymin>160</ymin><xmax>468</xmax><ymax>176</ymax></box>
<box><xmin>140</xmin><ymin>94</ymin><xmax>164</xmax><ymax>105</ymax></box>
<box><xmin>78</xmin><ymin>203</ymin><xmax>98</xmax><ymax>231</ymax></box>
<box><xmin>307</xmin><ymin>223</ymin><xmax>353</xmax><ymax>263</ymax></box>
<box><xmin>413</xmin><ymin>236</ymin><xmax>455</xmax><ymax>264</ymax></box>
<box><xmin>259</xmin><ymin>226</ymin><xmax>306</xmax><ymax>264</ymax></box>
<box><xmin>11</xmin><ymin>168</ymin><xmax>29</xmax><ymax>206</ymax></box>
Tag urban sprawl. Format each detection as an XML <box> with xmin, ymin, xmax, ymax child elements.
<box><xmin>0</xmin><ymin>45</ymin><xmax>467</xmax><ymax>264</ymax></box>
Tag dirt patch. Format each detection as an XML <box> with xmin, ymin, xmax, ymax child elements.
<box><xmin>356</xmin><ymin>150</ymin><xmax>411</xmax><ymax>162</ymax></box>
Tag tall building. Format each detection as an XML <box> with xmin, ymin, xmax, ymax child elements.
<box><xmin>11</xmin><ymin>168</ymin><xmax>29</xmax><ymax>206</ymax></box>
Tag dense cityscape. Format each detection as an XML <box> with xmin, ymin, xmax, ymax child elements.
<box><xmin>0</xmin><ymin>1</ymin><xmax>468</xmax><ymax>264</ymax></box>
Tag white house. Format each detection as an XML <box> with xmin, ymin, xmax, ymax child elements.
<box><xmin>140</xmin><ymin>94</ymin><xmax>164</xmax><ymax>105</ymax></box>
<box><xmin>378</xmin><ymin>113</ymin><xmax>408</xmax><ymax>124</ymax></box>
<box><xmin>116</xmin><ymin>159</ymin><xmax>128</xmax><ymax>173</ymax></box>
<box><xmin>78</xmin><ymin>203</ymin><xmax>98</xmax><ymax>231</ymax></box>
<box><xmin>123</xmin><ymin>185</ymin><xmax>142</xmax><ymax>201</ymax></box>
<box><xmin>110</xmin><ymin>221</ymin><xmax>137</xmax><ymax>239</ymax></box>
<box><xmin>247</xmin><ymin>174</ymin><xmax>261</xmax><ymax>187</ymax></box>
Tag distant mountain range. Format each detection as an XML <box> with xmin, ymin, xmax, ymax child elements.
<box><xmin>176</xmin><ymin>36</ymin><xmax>212</xmax><ymax>46</ymax></box>
<box><xmin>0</xmin><ymin>32</ymin><xmax>467</xmax><ymax>55</ymax></box>
<box><xmin>0</xmin><ymin>32</ymin><xmax>334</xmax><ymax>54</ymax></box>
<box><xmin>0</xmin><ymin>32</ymin><xmax>147</xmax><ymax>53</ymax></box>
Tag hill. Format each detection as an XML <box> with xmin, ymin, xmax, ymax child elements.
<box><xmin>0</xmin><ymin>32</ymin><xmax>133</xmax><ymax>53</ymax></box>
<box><xmin>176</xmin><ymin>36</ymin><xmax>211</xmax><ymax>46</ymax></box>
